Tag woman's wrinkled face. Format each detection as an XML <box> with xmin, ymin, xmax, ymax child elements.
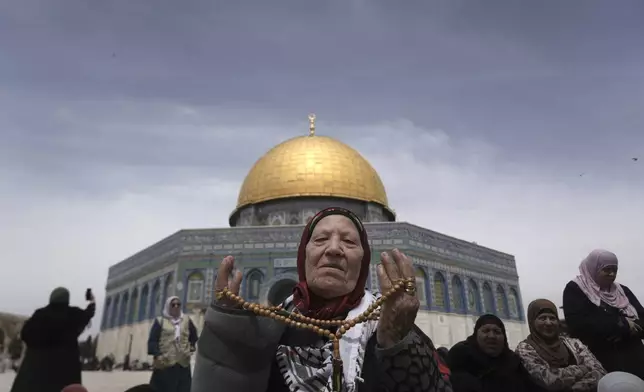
<box><xmin>305</xmin><ymin>215</ymin><xmax>364</xmax><ymax>299</ymax></box>
<box><xmin>476</xmin><ymin>324</ymin><xmax>505</xmax><ymax>357</ymax></box>
<box><xmin>534</xmin><ymin>312</ymin><xmax>559</xmax><ymax>340</ymax></box>
<box><xmin>596</xmin><ymin>265</ymin><xmax>617</xmax><ymax>289</ymax></box>
<box><xmin>169</xmin><ymin>299</ymin><xmax>181</xmax><ymax>317</ymax></box>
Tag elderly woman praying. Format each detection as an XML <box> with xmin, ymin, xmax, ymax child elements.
<box><xmin>192</xmin><ymin>207</ymin><xmax>452</xmax><ymax>392</ymax></box>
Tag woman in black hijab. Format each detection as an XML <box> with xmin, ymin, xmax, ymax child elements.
<box><xmin>447</xmin><ymin>314</ymin><xmax>541</xmax><ymax>392</ymax></box>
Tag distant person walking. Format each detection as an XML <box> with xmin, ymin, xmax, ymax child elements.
<box><xmin>10</xmin><ymin>287</ymin><xmax>96</xmax><ymax>392</ymax></box>
<box><xmin>147</xmin><ymin>296</ymin><xmax>198</xmax><ymax>392</ymax></box>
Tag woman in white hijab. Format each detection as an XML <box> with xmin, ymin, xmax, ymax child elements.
<box><xmin>598</xmin><ymin>372</ymin><xmax>644</xmax><ymax>392</ymax></box>
<box><xmin>147</xmin><ymin>296</ymin><xmax>199</xmax><ymax>392</ymax></box>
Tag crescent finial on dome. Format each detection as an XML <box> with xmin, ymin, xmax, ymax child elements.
<box><xmin>308</xmin><ymin>113</ymin><xmax>316</xmax><ymax>136</ymax></box>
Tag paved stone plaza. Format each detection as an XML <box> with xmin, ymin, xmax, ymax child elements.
<box><xmin>0</xmin><ymin>371</ymin><xmax>151</xmax><ymax>392</ymax></box>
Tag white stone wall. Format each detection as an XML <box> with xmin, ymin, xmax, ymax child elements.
<box><xmin>97</xmin><ymin>310</ymin><xmax>527</xmax><ymax>363</ymax></box>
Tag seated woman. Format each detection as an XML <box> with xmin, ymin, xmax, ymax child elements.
<box><xmin>516</xmin><ymin>299</ymin><xmax>606</xmax><ymax>391</ymax></box>
<box><xmin>563</xmin><ymin>249</ymin><xmax>644</xmax><ymax>379</ymax></box>
<box><xmin>447</xmin><ymin>314</ymin><xmax>539</xmax><ymax>392</ymax></box>
<box><xmin>192</xmin><ymin>207</ymin><xmax>452</xmax><ymax>392</ymax></box>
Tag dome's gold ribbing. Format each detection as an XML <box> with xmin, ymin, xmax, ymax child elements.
<box><xmin>236</xmin><ymin>114</ymin><xmax>389</xmax><ymax>209</ymax></box>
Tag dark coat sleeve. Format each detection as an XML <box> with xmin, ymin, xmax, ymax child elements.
<box><xmin>562</xmin><ymin>281</ymin><xmax>630</xmax><ymax>342</ymax></box>
<box><xmin>623</xmin><ymin>285</ymin><xmax>644</xmax><ymax>336</ymax></box>
<box><xmin>373</xmin><ymin>325</ymin><xmax>453</xmax><ymax>392</ymax></box>
<box><xmin>147</xmin><ymin>318</ymin><xmax>162</xmax><ymax>357</ymax></box>
<box><xmin>73</xmin><ymin>303</ymin><xmax>96</xmax><ymax>336</ymax></box>
<box><xmin>189</xmin><ymin>319</ymin><xmax>199</xmax><ymax>348</ymax></box>
<box><xmin>191</xmin><ymin>303</ymin><xmax>286</xmax><ymax>392</ymax></box>
<box><xmin>21</xmin><ymin>304</ymin><xmax>94</xmax><ymax>348</ymax></box>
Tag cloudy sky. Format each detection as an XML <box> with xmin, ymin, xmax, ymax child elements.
<box><xmin>1</xmin><ymin>0</ymin><xmax>643</xmax><ymax>334</ymax></box>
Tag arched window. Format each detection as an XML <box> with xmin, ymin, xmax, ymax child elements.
<box><xmin>468</xmin><ymin>279</ymin><xmax>481</xmax><ymax>313</ymax></box>
<box><xmin>163</xmin><ymin>273</ymin><xmax>174</xmax><ymax>300</ymax></box>
<box><xmin>496</xmin><ymin>285</ymin><xmax>509</xmax><ymax>318</ymax></box>
<box><xmin>483</xmin><ymin>283</ymin><xmax>495</xmax><ymax>314</ymax></box>
<box><xmin>508</xmin><ymin>288</ymin><xmax>520</xmax><ymax>318</ymax></box>
<box><xmin>187</xmin><ymin>271</ymin><xmax>205</xmax><ymax>303</ymax></box>
<box><xmin>129</xmin><ymin>288</ymin><xmax>139</xmax><ymax>324</ymax></box>
<box><xmin>110</xmin><ymin>296</ymin><xmax>120</xmax><ymax>328</ymax></box>
<box><xmin>451</xmin><ymin>276</ymin><xmax>466</xmax><ymax>312</ymax></box>
<box><xmin>415</xmin><ymin>268</ymin><xmax>428</xmax><ymax>306</ymax></box>
<box><xmin>138</xmin><ymin>285</ymin><xmax>149</xmax><ymax>322</ymax></box>
<box><xmin>246</xmin><ymin>270</ymin><xmax>263</xmax><ymax>300</ymax></box>
<box><xmin>150</xmin><ymin>281</ymin><xmax>161</xmax><ymax>317</ymax></box>
<box><xmin>101</xmin><ymin>297</ymin><xmax>112</xmax><ymax>330</ymax></box>
<box><xmin>269</xmin><ymin>212</ymin><xmax>285</xmax><ymax>226</ymax></box>
<box><xmin>433</xmin><ymin>272</ymin><xmax>447</xmax><ymax>309</ymax></box>
<box><xmin>118</xmin><ymin>292</ymin><xmax>129</xmax><ymax>326</ymax></box>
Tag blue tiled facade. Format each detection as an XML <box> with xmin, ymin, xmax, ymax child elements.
<box><xmin>100</xmin><ymin>222</ymin><xmax>525</xmax><ymax>331</ymax></box>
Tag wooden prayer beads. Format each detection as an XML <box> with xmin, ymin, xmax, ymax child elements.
<box><xmin>214</xmin><ymin>276</ymin><xmax>415</xmax><ymax>392</ymax></box>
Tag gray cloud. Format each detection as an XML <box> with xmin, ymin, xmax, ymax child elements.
<box><xmin>1</xmin><ymin>1</ymin><xmax>644</xmax><ymax>327</ymax></box>
<box><xmin>1</xmin><ymin>0</ymin><xmax>643</xmax><ymax>162</ymax></box>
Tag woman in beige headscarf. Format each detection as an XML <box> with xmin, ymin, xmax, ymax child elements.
<box><xmin>147</xmin><ymin>296</ymin><xmax>199</xmax><ymax>392</ymax></box>
<box><xmin>516</xmin><ymin>299</ymin><xmax>606</xmax><ymax>391</ymax></box>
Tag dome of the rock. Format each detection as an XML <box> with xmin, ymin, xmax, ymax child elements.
<box><xmin>235</xmin><ymin>134</ymin><xmax>389</xmax><ymax>209</ymax></box>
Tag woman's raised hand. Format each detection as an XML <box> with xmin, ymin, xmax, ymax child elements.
<box><xmin>376</xmin><ymin>248</ymin><xmax>420</xmax><ymax>349</ymax></box>
<box><xmin>214</xmin><ymin>255</ymin><xmax>243</xmax><ymax>307</ymax></box>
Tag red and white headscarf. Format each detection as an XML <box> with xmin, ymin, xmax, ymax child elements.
<box><xmin>291</xmin><ymin>207</ymin><xmax>371</xmax><ymax>320</ymax></box>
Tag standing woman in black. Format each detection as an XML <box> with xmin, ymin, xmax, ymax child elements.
<box><xmin>10</xmin><ymin>287</ymin><xmax>95</xmax><ymax>392</ymax></box>
<box><xmin>562</xmin><ymin>249</ymin><xmax>644</xmax><ymax>379</ymax></box>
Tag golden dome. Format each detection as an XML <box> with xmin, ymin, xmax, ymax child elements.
<box><xmin>235</xmin><ymin>116</ymin><xmax>389</xmax><ymax>209</ymax></box>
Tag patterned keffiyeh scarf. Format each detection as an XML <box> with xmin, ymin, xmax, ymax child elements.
<box><xmin>275</xmin><ymin>290</ymin><xmax>378</xmax><ymax>392</ymax></box>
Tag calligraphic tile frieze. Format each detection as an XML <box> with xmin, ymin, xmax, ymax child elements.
<box><xmin>106</xmin><ymin>222</ymin><xmax>519</xmax><ymax>287</ymax></box>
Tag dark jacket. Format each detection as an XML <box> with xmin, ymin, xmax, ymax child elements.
<box><xmin>562</xmin><ymin>281</ymin><xmax>644</xmax><ymax>379</ymax></box>
<box><xmin>10</xmin><ymin>302</ymin><xmax>95</xmax><ymax>392</ymax></box>
<box><xmin>192</xmin><ymin>298</ymin><xmax>452</xmax><ymax>392</ymax></box>
<box><xmin>447</xmin><ymin>339</ymin><xmax>542</xmax><ymax>392</ymax></box>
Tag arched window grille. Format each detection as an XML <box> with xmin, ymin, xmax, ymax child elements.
<box><xmin>433</xmin><ymin>272</ymin><xmax>448</xmax><ymax>309</ymax></box>
<box><xmin>415</xmin><ymin>268</ymin><xmax>428</xmax><ymax>306</ymax></box>
<box><xmin>128</xmin><ymin>289</ymin><xmax>139</xmax><ymax>324</ymax></box>
<box><xmin>246</xmin><ymin>270</ymin><xmax>263</xmax><ymax>300</ymax></box>
<box><xmin>483</xmin><ymin>283</ymin><xmax>495</xmax><ymax>314</ymax></box>
<box><xmin>138</xmin><ymin>285</ymin><xmax>149</xmax><ymax>321</ymax></box>
<box><xmin>187</xmin><ymin>272</ymin><xmax>205</xmax><ymax>303</ymax></box>
<box><xmin>150</xmin><ymin>281</ymin><xmax>161</xmax><ymax>317</ymax></box>
<box><xmin>451</xmin><ymin>276</ymin><xmax>466</xmax><ymax>312</ymax></box>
